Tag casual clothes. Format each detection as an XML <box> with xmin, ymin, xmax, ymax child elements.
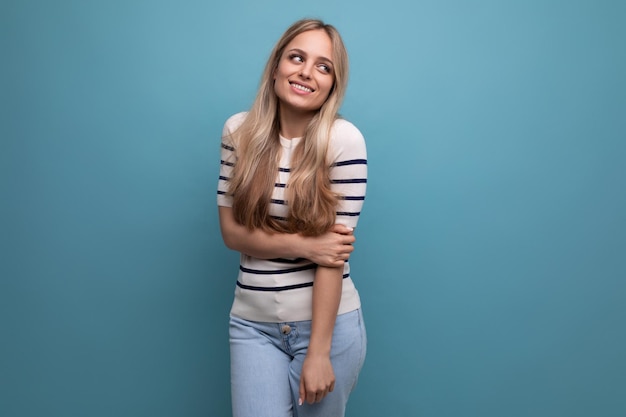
<box><xmin>217</xmin><ymin>112</ymin><xmax>368</xmax><ymax>417</ymax></box>
<box><xmin>217</xmin><ymin>112</ymin><xmax>368</xmax><ymax>322</ymax></box>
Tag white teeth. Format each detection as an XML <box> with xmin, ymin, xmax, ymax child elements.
<box><xmin>291</xmin><ymin>83</ymin><xmax>312</xmax><ymax>92</ymax></box>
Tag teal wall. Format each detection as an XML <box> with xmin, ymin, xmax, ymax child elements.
<box><xmin>1</xmin><ymin>1</ymin><xmax>624</xmax><ymax>416</ymax></box>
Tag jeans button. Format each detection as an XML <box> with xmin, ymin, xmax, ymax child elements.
<box><xmin>281</xmin><ymin>325</ymin><xmax>291</xmax><ymax>335</ymax></box>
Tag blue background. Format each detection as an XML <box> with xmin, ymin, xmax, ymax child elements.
<box><xmin>1</xmin><ymin>0</ymin><xmax>625</xmax><ymax>416</ymax></box>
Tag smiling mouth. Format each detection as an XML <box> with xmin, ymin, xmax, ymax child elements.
<box><xmin>290</xmin><ymin>82</ymin><xmax>314</xmax><ymax>93</ymax></box>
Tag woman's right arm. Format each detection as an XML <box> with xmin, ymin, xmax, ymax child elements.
<box><xmin>218</xmin><ymin>206</ymin><xmax>355</xmax><ymax>267</ymax></box>
<box><xmin>217</xmin><ymin>114</ymin><xmax>354</xmax><ymax>266</ymax></box>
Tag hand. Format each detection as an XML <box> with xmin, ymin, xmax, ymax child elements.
<box><xmin>299</xmin><ymin>354</ymin><xmax>335</xmax><ymax>405</ymax></box>
<box><xmin>303</xmin><ymin>224</ymin><xmax>355</xmax><ymax>267</ymax></box>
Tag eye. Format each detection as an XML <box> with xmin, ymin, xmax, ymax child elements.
<box><xmin>289</xmin><ymin>53</ymin><xmax>304</xmax><ymax>63</ymax></box>
<box><xmin>318</xmin><ymin>63</ymin><xmax>332</xmax><ymax>74</ymax></box>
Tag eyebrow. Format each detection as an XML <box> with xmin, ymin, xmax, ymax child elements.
<box><xmin>287</xmin><ymin>48</ymin><xmax>334</xmax><ymax>66</ymax></box>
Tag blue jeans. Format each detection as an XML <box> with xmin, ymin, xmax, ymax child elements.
<box><xmin>229</xmin><ymin>309</ymin><xmax>367</xmax><ymax>417</ymax></box>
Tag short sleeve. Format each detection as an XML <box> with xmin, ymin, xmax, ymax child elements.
<box><xmin>217</xmin><ymin>112</ymin><xmax>247</xmax><ymax>207</ymax></box>
<box><xmin>328</xmin><ymin>119</ymin><xmax>368</xmax><ymax>229</ymax></box>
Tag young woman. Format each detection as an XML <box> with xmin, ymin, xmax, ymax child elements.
<box><xmin>217</xmin><ymin>18</ymin><xmax>368</xmax><ymax>417</ymax></box>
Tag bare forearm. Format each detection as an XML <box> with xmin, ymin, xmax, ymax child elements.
<box><xmin>218</xmin><ymin>206</ymin><xmax>304</xmax><ymax>259</ymax></box>
<box><xmin>219</xmin><ymin>207</ymin><xmax>355</xmax><ymax>265</ymax></box>
<box><xmin>308</xmin><ymin>265</ymin><xmax>343</xmax><ymax>356</ymax></box>
<box><xmin>228</xmin><ymin>230</ymin><xmax>301</xmax><ymax>259</ymax></box>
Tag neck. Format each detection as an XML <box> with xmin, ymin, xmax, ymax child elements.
<box><xmin>278</xmin><ymin>106</ymin><xmax>316</xmax><ymax>139</ymax></box>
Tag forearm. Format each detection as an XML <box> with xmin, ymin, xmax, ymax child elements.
<box><xmin>218</xmin><ymin>206</ymin><xmax>303</xmax><ymax>259</ymax></box>
<box><xmin>219</xmin><ymin>206</ymin><xmax>355</xmax><ymax>265</ymax></box>
<box><xmin>307</xmin><ymin>265</ymin><xmax>344</xmax><ymax>357</ymax></box>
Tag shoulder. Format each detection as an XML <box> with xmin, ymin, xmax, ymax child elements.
<box><xmin>331</xmin><ymin>118</ymin><xmax>365</xmax><ymax>142</ymax></box>
<box><xmin>329</xmin><ymin>118</ymin><xmax>367</xmax><ymax>156</ymax></box>
<box><xmin>223</xmin><ymin>112</ymin><xmax>248</xmax><ymax>136</ymax></box>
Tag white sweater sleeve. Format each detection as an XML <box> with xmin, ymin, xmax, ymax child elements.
<box><xmin>328</xmin><ymin>119</ymin><xmax>368</xmax><ymax>229</ymax></box>
<box><xmin>217</xmin><ymin>112</ymin><xmax>247</xmax><ymax>207</ymax></box>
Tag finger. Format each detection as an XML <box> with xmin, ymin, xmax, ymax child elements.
<box><xmin>342</xmin><ymin>235</ymin><xmax>356</xmax><ymax>245</ymax></box>
<box><xmin>338</xmin><ymin>245</ymin><xmax>354</xmax><ymax>256</ymax></box>
<box><xmin>299</xmin><ymin>378</ymin><xmax>305</xmax><ymax>406</ymax></box>
<box><xmin>331</xmin><ymin>224</ymin><xmax>354</xmax><ymax>235</ymax></box>
<box><xmin>306</xmin><ymin>388</ymin><xmax>317</xmax><ymax>404</ymax></box>
<box><xmin>315</xmin><ymin>388</ymin><xmax>324</xmax><ymax>404</ymax></box>
<box><xmin>329</xmin><ymin>381</ymin><xmax>335</xmax><ymax>392</ymax></box>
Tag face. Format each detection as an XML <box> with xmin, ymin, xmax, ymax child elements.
<box><xmin>273</xmin><ymin>29</ymin><xmax>335</xmax><ymax>115</ymax></box>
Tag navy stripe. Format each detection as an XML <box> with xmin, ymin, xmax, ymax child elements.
<box><xmin>331</xmin><ymin>178</ymin><xmax>367</xmax><ymax>184</ymax></box>
<box><xmin>278</xmin><ymin>167</ymin><xmax>291</xmax><ymax>173</ymax></box>
<box><xmin>336</xmin><ymin>211</ymin><xmax>361</xmax><ymax>216</ymax></box>
<box><xmin>271</xmin><ymin>199</ymin><xmax>286</xmax><ymax>205</ymax></box>
<box><xmin>220</xmin><ymin>160</ymin><xmax>234</xmax><ymax>167</ymax></box>
<box><xmin>240</xmin><ymin>264</ymin><xmax>317</xmax><ymax>275</ymax></box>
<box><xmin>219</xmin><ymin>175</ymin><xmax>229</xmax><ymax>181</ymax></box>
<box><xmin>274</xmin><ymin>183</ymin><xmax>286</xmax><ymax>188</ymax></box>
<box><xmin>221</xmin><ymin>143</ymin><xmax>234</xmax><ymax>151</ymax></box>
<box><xmin>236</xmin><ymin>274</ymin><xmax>350</xmax><ymax>292</ymax></box>
<box><xmin>331</xmin><ymin>159</ymin><xmax>367</xmax><ymax>167</ymax></box>
<box><xmin>269</xmin><ymin>257</ymin><xmax>308</xmax><ymax>264</ymax></box>
<box><xmin>270</xmin><ymin>215</ymin><xmax>287</xmax><ymax>221</ymax></box>
<box><xmin>339</xmin><ymin>196</ymin><xmax>365</xmax><ymax>201</ymax></box>
<box><xmin>237</xmin><ymin>281</ymin><xmax>313</xmax><ymax>291</ymax></box>
<box><xmin>217</xmin><ymin>190</ymin><xmax>227</xmax><ymax>195</ymax></box>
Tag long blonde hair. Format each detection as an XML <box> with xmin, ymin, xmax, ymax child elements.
<box><xmin>227</xmin><ymin>19</ymin><xmax>349</xmax><ymax>236</ymax></box>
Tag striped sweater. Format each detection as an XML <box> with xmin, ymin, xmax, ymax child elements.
<box><xmin>217</xmin><ymin>112</ymin><xmax>367</xmax><ymax>322</ymax></box>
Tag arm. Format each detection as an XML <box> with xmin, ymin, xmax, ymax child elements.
<box><xmin>299</xmin><ymin>120</ymin><xmax>369</xmax><ymax>405</ymax></box>
<box><xmin>298</xmin><ymin>265</ymin><xmax>343</xmax><ymax>405</ymax></box>
<box><xmin>217</xmin><ymin>114</ymin><xmax>355</xmax><ymax>266</ymax></box>
<box><xmin>218</xmin><ymin>206</ymin><xmax>355</xmax><ymax>267</ymax></box>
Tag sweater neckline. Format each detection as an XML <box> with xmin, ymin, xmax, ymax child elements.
<box><xmin>279</xmin><ymin>134</ymin><xmax>302</xmax><ymax>148</ymax></box>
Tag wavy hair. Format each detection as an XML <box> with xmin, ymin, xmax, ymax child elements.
<box><xmin>226</xmin><ymin>19</ymin><xmax>349</xmax><ymax>236</ymax></box>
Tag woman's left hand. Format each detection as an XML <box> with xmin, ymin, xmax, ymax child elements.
<box><xmin>299</xmin><ymin>354</ymin><xmax>335</xmax><ymax>405</ymax></box>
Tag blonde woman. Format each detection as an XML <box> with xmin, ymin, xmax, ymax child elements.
<box><xmin>217</xmin><ymin>18</ymin><xmax>367</xmax><ymax>417</ymax></box>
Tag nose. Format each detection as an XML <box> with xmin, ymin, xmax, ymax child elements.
<box><xmin>299</xmin><ymin>63</ymin><xmax>313</xmax><ymax>79</ymax></box>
